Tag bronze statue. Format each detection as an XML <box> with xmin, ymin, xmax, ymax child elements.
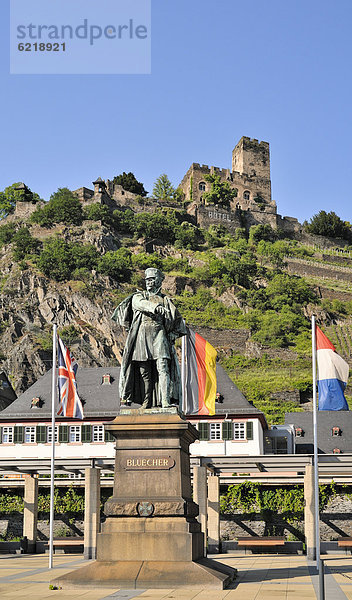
<box><xmin>112</xmin><ymin>268</ymin><xmax>186</xmax><ymax>408</ymax></box>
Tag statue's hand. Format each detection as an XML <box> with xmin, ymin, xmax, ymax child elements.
<box><xmin>155</xmin><ymin>305</ymin><xmax>170</xmax><ymax>319</ymax></box>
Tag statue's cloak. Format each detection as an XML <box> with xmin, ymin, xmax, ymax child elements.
<box><xmin>112</xmin><ymin>292</ymin><xmax>187</xmax><ymax>405</ymax></box>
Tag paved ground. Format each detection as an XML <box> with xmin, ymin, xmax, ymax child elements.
<box><xmin>0</xmin><ymin>552</ymin><xmax>352</xmax><ymax>599</ymax></box>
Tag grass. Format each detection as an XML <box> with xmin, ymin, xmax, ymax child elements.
<box><xmin>221</xmin><ymin>354</ymin><xmax>311</xmax><ymax>424</ymax></box>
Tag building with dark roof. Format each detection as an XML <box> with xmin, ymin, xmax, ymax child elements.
<box><xmin>0</xmin><ymin>365</ymin><xmax>268</xmax><ymax>459</ymax></box>
<box><xmin>285</xmin><ymin>411</ymin><xmax>352</xmax><ymax>455</ymax></box>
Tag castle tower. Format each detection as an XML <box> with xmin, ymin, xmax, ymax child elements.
<box><xmin>232</xmin><ymin>136</ymin><xmax>270</xmax><ymax>179</ymax></box>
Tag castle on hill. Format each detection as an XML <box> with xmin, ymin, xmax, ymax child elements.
<box><xmin>12</xmin><ymin>136</ymin><xmax>303</xmax><ymax>236</ymax></box>
<box><xmin>179</xmin><ymin>136</ymin><xmax>301</xmax><ymax>235</ymax></box>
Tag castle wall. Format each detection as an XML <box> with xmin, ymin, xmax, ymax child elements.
<box><xmin>180</xmin><ymin>163</ymin><xmax>275</xmax><ymax>213</ymax></box>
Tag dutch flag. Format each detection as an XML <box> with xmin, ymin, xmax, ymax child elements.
<box><xmin>316</xmin><ymin>325</ymin><xmax>349</xmax><ymax>411</ymax></box>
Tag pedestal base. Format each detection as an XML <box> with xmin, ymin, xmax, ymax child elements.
<box><xmin>51</xmin><ymin>558</ymin><xmax>236</xmax><ymax>590</ymax></box>
<box><xmin>51</xmin><ymin>412</ymin><xmax>236</xmax><ymax>590</ymax></box>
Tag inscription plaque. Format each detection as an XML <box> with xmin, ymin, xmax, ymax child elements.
<box><xmin>122</xmin><ymin>456</ymin><xmax>175</xmax><ymax>470</ymax></box>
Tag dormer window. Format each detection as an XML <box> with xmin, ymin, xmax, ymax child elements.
<box><xmin>31</xmin><ymin>397</ymin><xmax>41</xmax><ymax>408</ymax></box>
<box><xmin>295</xmin><ymin>427</ymin><xmax>303</xmax><ymax>437</ymax></box>
<box><xmin>333</xmin><ymin>448</ymin><xmax>341</xmax><ymax>454</ymax></box>
<box><xmin>102</xmin><ymin>374</ymin><xmax>111</xmax><ymax>385</ymax></box>
<box><xmin>332</xmin><ymin>426</ymin><xmax>341</xmax><ymax>437</ymax></box>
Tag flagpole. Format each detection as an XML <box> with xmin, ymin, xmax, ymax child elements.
<box><xmin>312</xmin><ymin>315</ymin><xmax>320</xmax><ymax>572</ymax></box>
<box><xmin>49</xmin><ymin>324</ymin><xmax>57</xmax><ymax>569</ymax></box>
<box><xmin>181</xmin><ymin>322</ymin><xmax>186</xmax><ymax>413</ymax></box>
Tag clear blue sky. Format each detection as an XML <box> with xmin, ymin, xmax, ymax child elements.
<box><xmin>1</xmin><ymin>0</ymin><xmax>352</xmax><ymax>224</ymax></box>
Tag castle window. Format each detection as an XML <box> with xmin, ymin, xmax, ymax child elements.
<box><xmin>69</xmin><ymin>425</ymin><xmax>81</xmax><ymax>443</ymax></box>
<box><xmin>102</xmin><ymin>374</ymin><xmax>111</xmax><ymax>385</ymax></box>
<box><xmin>199</xmin><ymin>182</ymin><xmax>206</xmax><ymax>191</ymax></box>
<box><xmin>209</xmin><ymin>423</ymin><xmax>222</xmax><ymax>440</ymax></box>
<box><xmin>93</xmin><ymin>425</ymin><xmax>104</xmax><ymax>442</ymax></box>
<box><xmin>2</xmin><ymin>426</ymin><xmax>13</xmax><ymax>443</ymax></box>
<box><xmin>243</xmin><ymin>191</ymin><xmax>250</xmax><ymax>200</ymax></box>
<box><xmin>24</xmin><ymin>426</ymin><xmax>36</xmax><ymax>443</ymax></box>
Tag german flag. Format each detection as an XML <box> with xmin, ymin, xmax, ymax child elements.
<box><xmin>182</xmin><ymin>327</ymin><xmax>217</xmax><ymax>415</ymax></box>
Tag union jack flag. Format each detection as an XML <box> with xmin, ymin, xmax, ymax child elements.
<box><xmin>57</xmin><ymin>336</ymin><xmax>84</xmax><ymax>419</ymax></box>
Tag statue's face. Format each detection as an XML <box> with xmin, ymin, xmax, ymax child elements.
<box><xmin>145</xmin><ymin>276</ymin><xmax>161</xmax><ymax>293</ymax></box>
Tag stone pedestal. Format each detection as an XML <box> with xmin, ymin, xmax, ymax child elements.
<box><xmin>51</xmin><ymin>409</ymin><xmax>235</xmax><ymax>589</ymax></box>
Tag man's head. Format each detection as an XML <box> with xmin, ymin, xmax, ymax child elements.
<box><xmin>145</xmin><ymin>268</ymin><xmax>165</xmax><ymax>293</ymax></box>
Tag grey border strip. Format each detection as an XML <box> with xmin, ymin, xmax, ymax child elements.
<box><xmin>101</xmin><ymin>591</ymin><xmax>146</xmax><ymax>600</ymax></box>
<box><xmin>308</xmin><ymin>559</ymin><xmax>348</xmax><ymax>600</ymax></box>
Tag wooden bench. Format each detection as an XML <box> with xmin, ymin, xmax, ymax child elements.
<box><xmin>51</xmin><ymin>538</ymin><xmax>84</xmax><ymax>554</ymax></box>
<box><xmin>237</xmin><ymin>536</ymin><xmax>286</xmax><ymax>553</ymax></box>
<box><xmin>338</xmin><ymin>537</ymin><xmax>352</xmax><ymax>549</ymax></box>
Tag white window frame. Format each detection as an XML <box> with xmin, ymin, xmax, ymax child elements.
<box><xmin>69</xmin><ymin>425</ymin><xmax>81</xmax><ymax>443</ymax></box>
<box><xmin>209</xmin><ymin>423</ymin><xmax>222</xmax><ymax>440</ymax></box>
<box><xmin>47</xmin><ymin>426</ymin><xmax>59</xmax><ymax>443</ymax></box>
<box><xmin>24</xmin><ymin>426</ymin><xmax>36</xmax><ymax>443</ymax></box>
<box><xmin>2</xmin><ymin>426</ymin><xmax>14</xmax><ymax>443</ymax></box>
<box><xmin>92</xmin><ymin>424</ymin><xmax>104</xmax><ymax>442</ymax></box>
<box><xmin>233</xmin><ymin>422</ymin><xmax>246</xmax><ymax>440</ymax></box>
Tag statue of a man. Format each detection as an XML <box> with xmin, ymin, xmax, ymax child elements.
<box><xmin>112</xmin><ymin>268</ymin><xmax>187</xmax><ymax>409</ymax></box>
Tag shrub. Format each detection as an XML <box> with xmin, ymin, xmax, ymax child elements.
<box><xmin>249</xmin><ymin>224</ymin><xmax>277</xmax><ymax>244</ymax></box>
<box><xmin>31</xmin><ymin>188</ymin><xmax>83</xmax><ymax>227</ymax></box>
<box><xmin>36</xmin><ymin>238</ymin><xmax>99</xmax><ymax>281</ymax></box>
<box><xmin>97</xmin><ymin>248</ymin><xmax>132</xmax><ymax>281</ymax></box>
<box><xmin>250</xmin><ymin>309</ymin><xmax>309</xmax><ymax>347</ymax></box>
<box><xmin>174</xmin><ymin>223</ymin><xmax>201</xmax><ymax>250</ymax></box>
<box><xmin>12</xmin><ymin>227</ymin><xmax>41</xmax><ymax>261</ymax></box>
<box><xmin>134</xmin><ymin>210</ymin><xmax>178</xmax><ymax>241</ymax></box>
<box><xmin>162</xmin><ymin>256</ymin><xmax>190</xmax><ymax>273</ymax></box>
<box><xmin>0</xmin><ymin>223</ymin><xmax>16</xmax><ymax>246</ymax></box>
<box><xmin>83</xmin><ymin>203</ymin><xmax>113</xmax><ymax>226</ymax></box>
<box><xmin>131</xmin><ymin>252</ymin><xmax>163</xmax><ymax>271</ymax></box>
<box><xmin>112</xmin><ymin>209</ymin><xmax>136</xmax><ymax>234</ymax></box>
<box><xmin>59</xmin><ymin>325</ymin><xmax>80</xmax><ymax>346</ymax></box>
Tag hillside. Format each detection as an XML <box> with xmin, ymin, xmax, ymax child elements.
<box><xmin>1</xmin><ymin>191</ymin><xmax>352</xmax><ymax>424</ymax></box>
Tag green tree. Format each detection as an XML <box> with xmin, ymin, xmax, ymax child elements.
<box><xmin>36</xmin><ymin>238</ymin><xmax>99</xmax><ymax>281</ymax></box>
<box><xmin>37</xmin><ymin>238</ymin><xmax>75</xmax><ymax>280</ymax></box>
<box><xmin>112</xmin><ymin>209</ymin><xmax>136</xmax><ymax>234</ymax></box>
<box><xmin>0</xmin><ymin>223</ymin><xmax>16</xmax><ymax>247</ymax></box>
<box><xmin>152</xmin><ymin>174</ymin><xmax>176</xmax><ymax>202</ymax></box>
<box><xmin>202</xmin><ymin>174</ymin><xmax>237</xmax><ymax>208</ymax></box>
<box><xmin>134</xmin><ymin>210</ymin><xmax>178</xmax><ymax>241</ymax></box>
<box><xmin>112</xmin><ymin>172</ymin><xmax>147</xmax><ymax>196</ymax></box>
<box><xmin>174</xmin><ymin>223</ymin><xmax>201</xmax><ymax>250</ymax></box>
<box><xmin>31</xmin><ymin>188</ymin><xmax>83</xmax><ymax>227</ymax></box>
<box><xmin>249</xmin><ymin>224</ymin><xmax>277</xmax><ymax>244</ymax></box>
<box><xmin>305</xmin><ymin>211</ymin><xmax>352</xmax><ymax>241</ymax></box>
<box><xmin>97</xmin><ymin>248</ymin><xmax>132</xmax><ymax>281</ymax></box>
<box><xmin>12</xmin><ymin>227</ymin><xmax>41</xmax><ymax>262</ymax></box>
<box><xmin>223</xmin><ymin>252</ymin><xmax>257</xmax><ymax>288</ymax></box>
<box><xmin>0</xmin><ymin>182</ymin><xmax>40</xmax><ymax>219</ymax></box>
